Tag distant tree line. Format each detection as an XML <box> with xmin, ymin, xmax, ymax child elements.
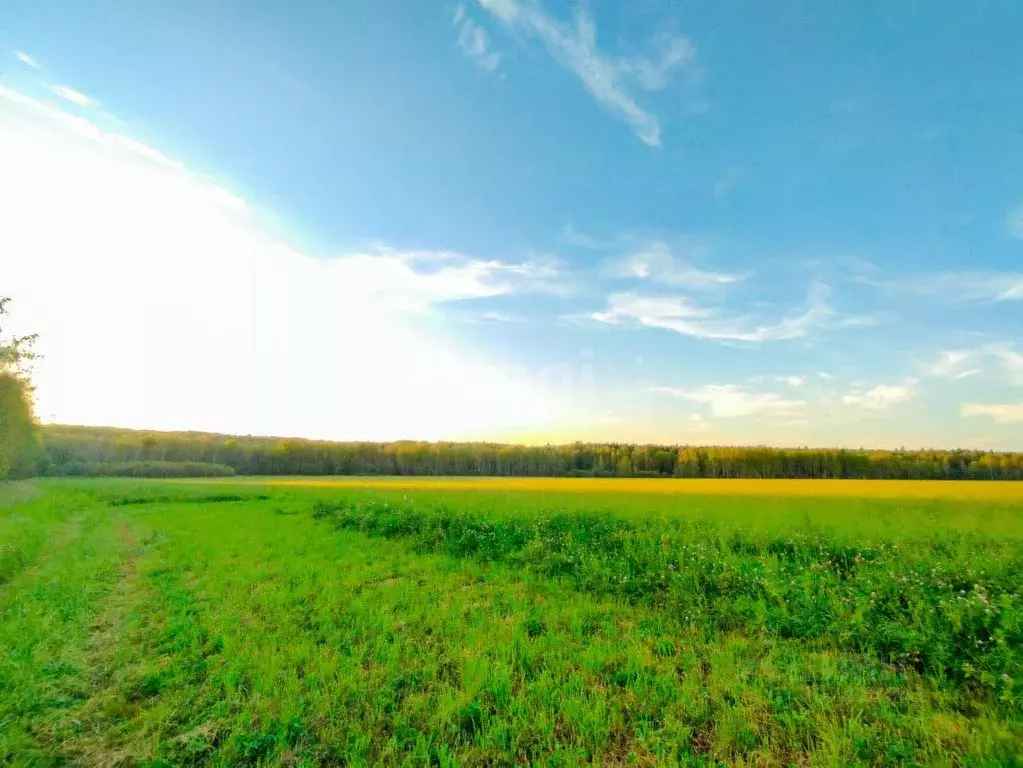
<box><xmin>39</xmin><ymin>424</ymin><xmax>1023</xmax><ymax>480</ymax></box>
<box><xmin>0</xmin><ymin>298</ymin><xmax>39</xmax><ymax>480</ymax></box>
<box><xmin>60</xmin><ymin>460</ymin><xmax>236</xmax><ymax>478</ymax></box>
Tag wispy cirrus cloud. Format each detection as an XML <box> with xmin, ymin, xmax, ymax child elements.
<box><xmin>591</xmin><ymin>292</ymin><xmax>710</xmax><ymax>331</ymax></box>
<box><xmin>602</xmin><ymin>240</ymin><xmax>746</xmax><ymax>289</ymax></box>
<box><xmin>479</xmin><ymin>310</ymin><xmax>527</xmax><ymax>323</ymax></box>
<box><xmin>924</xmin><ymin>345</ymin><xmax>1023</xmax><ymax>385</ymax></box>
<box><xmin>454</xmin><ymin>5</ymin><xmax>501</xmax><ymax>71</ymax></box>
<box><xmin>47</xmin><ymin>84</ymin><xmax>98</xmax><ymax>108</ymax></box>
<box><xmin>591</xmin><ymin>282</ymin><xmax>873</xmax><ymax>343</ymax></box>
<box><xmin>998</xmin><ymin>348</ymin><xmax>1023</xmax><ymax>383</ymax></box>
<box><xmin>475</xmin><ymin>0</ymin><xmax>701</xmax><ymax>146</ymax></box>
<box><xmin>924</xmin><ymin>350</ymin><xmax>983</xmax><ymax>381</ymax></box>
<box><xmin>863</xmin><ymin>271</ymin><xmax>1023</xmax><ymax>303</ymax></box>
<box><xmin>651</xmin><ymin>384</ymin><xmax>805</xmax><ymax>419</ymax></box>
<box><xmin>617</xmin><ymin>32</ymin><xmax>698</xmax><ymax>91</ymax></box>
<box><xmin>13</xmin><ymin>50</ymin><xmax>40</xmax><ymax>69</ymax></box>
<box><xmin>924</xmin><ymin>272</ymin><xmax>1023</xmax><ymax>302</ymax></box>
<box><xmin>842</xmin><ymin>380</ymin><xmax>917</xmax><ymax>411</ymax></box>
<box><xmin>325</xmin><ymin>250</ymin><xmax>562</xmax><ymax>312</ymax></box>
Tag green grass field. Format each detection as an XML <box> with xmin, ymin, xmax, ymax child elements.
<box><xmin>1</xmin><ymin>478</ymin><xmax>1021</xmax><ymax>766</ymax></box>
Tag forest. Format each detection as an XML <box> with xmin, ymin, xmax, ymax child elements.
<box><xmin>39</xmin><ymin>423</ymin><xmax>1023</xmax><ymax>480</ymax></box>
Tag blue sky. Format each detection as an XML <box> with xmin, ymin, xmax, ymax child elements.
<box><xmin>2</xmin><ymin>0</ymin><xmax>1022</xmax><ymax>447</ymax></box>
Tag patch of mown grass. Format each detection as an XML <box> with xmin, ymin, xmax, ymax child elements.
<box><xmin>1</xmin><ymin>479</ymin><xmax>1021</xmax><ymax>765</ymax></box>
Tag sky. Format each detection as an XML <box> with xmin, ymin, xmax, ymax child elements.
<box><xmin>1</xmin><ymin>0</ymin><xmax>1022</xmax><ymax>449</ymax></box>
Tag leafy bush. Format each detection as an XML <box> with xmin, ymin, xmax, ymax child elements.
<box><xmin>0</xmin><ymin>373</ymin><xmax>39</xmax><ymax>480</ymax></box>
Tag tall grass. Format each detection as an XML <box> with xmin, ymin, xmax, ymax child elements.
<box><xmin>312</xmin><ymin>496</ymin><xmax>1022</xmax><ymax>698</ymax></box>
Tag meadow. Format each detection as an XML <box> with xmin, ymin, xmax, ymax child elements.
<box><xmin>1</xmin><ymin>477</ymin><xmax>1021</xmax><ymax>766</ymax></box>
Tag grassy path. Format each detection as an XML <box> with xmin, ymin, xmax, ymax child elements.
<box><xmin>0</xmin><ymin>487</ymin><xmax>126</xmax><ymax>762</ymax></box>
<box><xmin>55</xmin><ymin>515</ymin><xmax>146</xmax><ymax>765</ymax></box>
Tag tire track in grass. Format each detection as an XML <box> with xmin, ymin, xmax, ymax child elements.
<box><xmin>55</xmin><ymin>514</ymin><xmax>145</xmax><ymax>765</ymax></box>
<box><xmin>54</xmin><ymin>506</ymin><xmax>236</xmax><ymax>765</ymax></box>
<box><xmin>0</xmin><ymin>494</ymin><xmax>125</xmax><ymax>764</ymax></box>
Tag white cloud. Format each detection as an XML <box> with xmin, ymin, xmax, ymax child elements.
<box><xmin>320</xmin><ymin>250</ymin><xmax>558</xmax><ymax>311</ymax></box>
<box><xmin>906</xmin><ymin>272</ymin><xmax>1023</xmax><ymax>303</ymax></box>
<box><xmin>651</xmin><ymin>384</ymin><xmax>805</xmax><ymax>419</ymax></box>
<box><xmin>13</xmin><ymin>50</ymin><xmax>40</xmax><ymax>69</ymax></box>
<box><xmin>475</xmin><ymin>0</ymin><xmax>700</xmax><ymax>146</ymax></box>
<box><xmin>616</xmin><ymin>33</ymin><xmax>697</xmax><ymax>91</ymax></box>
<box><xmin>962</xmin><ymin>403</ymin><xmax>1023</xmax><ymax>424</ymax></box>
<box><xmin>1007</xmin><ymin>203</ymin><xmax>1023</xmax><ymax>240</ymax></box>
<box><xmin>478</xmin><ymin>0</ymin><xmax>520</xmax><ymax>23</ymax></box>
<box><xmin>602</xmin><ymin>240</ymin><xmax>744</xmax><ymax>289</ymax></box>
<box><xmin>843</xmin><ymin>380</ymin><xmax>917</xmax><ymax>410</ymax></box>
<box><xmin>0</xmin><ymin>85</ymin><xmax>574</xmax><ymax>441</ymax></box>
<box><xmin>47</xmin><ymin>84</ymin><xmax>98</xmax><ymax>108</ymax></box>
<box><xmin>479</xmin><ymin>311</ymin><xmax>527</xmax><ymax>323</ymax></box>
<box><xmin>455</xmin><ymin>8</ymin><xmax>501</xmax><ymax>71</ymax></box>
<box><xmin>924</xmin><ymin>345</ymin><xmax>1023</xmax><ymax>385</ymax></box>
<box><xmin>996</xmin><ymin>347</ymin><xmax>1023</xmax><ymax>383</ymax></box>
<box><xmin>592</xmin><ymin>292</ymin><xmax>710</xmax><ymax>327</ymax></box>
<box><xmin>776</xmin><ymin>376</ymin><xmax>805</xmax><ymax>387</ymax></box>
<box><xmin>950</xmin><ymin>369</ymin><xmax>982</xmax><ymax>381</ymax></box>
<box><xmin>925</xmin><ymin>350</ymin><xmax>979</xmax><ymax>379</ymax></box>
<box><xmin>590</xmin><ymin>282</ymin><xmax>869</xmax><ymax>343</ymax></box>
<box><xmin>922</xmin><ymin>349</ymin><xmax>985</xmax><ymax>381</ymax></box>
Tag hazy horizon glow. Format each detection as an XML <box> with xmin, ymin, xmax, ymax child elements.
<box><xmin>1</xmin><ymin>87</ymin><xmax>585</xmax><ymax>443</ymax></box>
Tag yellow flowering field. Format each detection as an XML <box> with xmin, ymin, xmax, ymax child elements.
<box><xmin>260</xmin><ymin>475</ymin><xmax>1023</xmax><ymax>500</ymax></box>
